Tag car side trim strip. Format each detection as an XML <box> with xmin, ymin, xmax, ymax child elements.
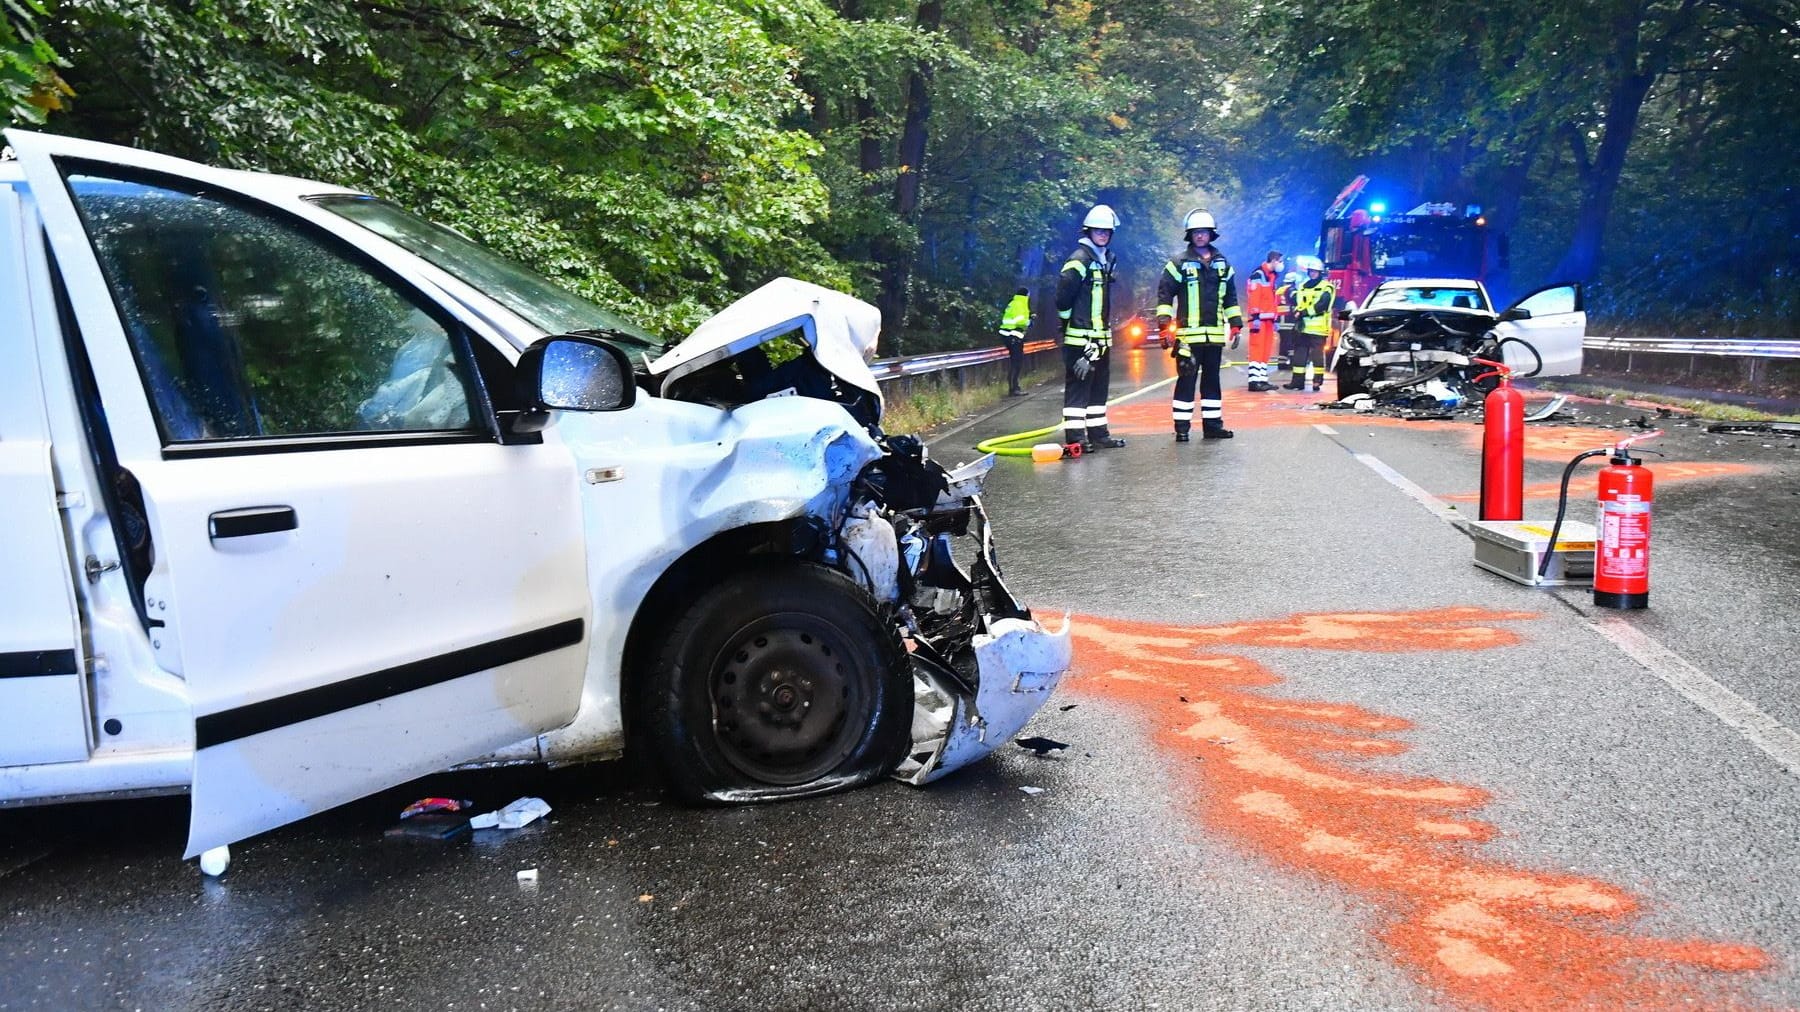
<box><xmin>0</xmin><ymin>650</ymin><xmax>79</xmax><ymax>678</ymax></box>
<box><xmin>194</xmin><ymin>619</ymin><xmax>584</xmax><ymax>749</ymax></box>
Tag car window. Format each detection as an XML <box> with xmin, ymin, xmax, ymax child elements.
<box><xmin>1366</xmin><ymin>285</ymin><xmax>1488</xmax><ymax>311</ymax></box>
<box><xmin>311</xmin><ymin>195</ymin><xmax>664</xmax><ymax>353</ymax></box>
<box><xmin>1513</xmin><ymin>284</ymin><xmax>1578</xmax><ymax>317</ymax></box>
<box><xmin>66</xmin><ymin>174</ymin><xmax>480</xmax><ymax>443</ymax></box>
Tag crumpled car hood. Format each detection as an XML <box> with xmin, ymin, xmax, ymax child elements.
<box><xmin>648</xmin><ymin>277</ymin><xmax>884</xmax><ymax>410</ymax></box>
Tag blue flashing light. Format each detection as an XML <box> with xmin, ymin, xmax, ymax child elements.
<box><xmin>1369</xmin><ymin>200</ymin><xmax>1387</xmax><ymax>215</ymax></box>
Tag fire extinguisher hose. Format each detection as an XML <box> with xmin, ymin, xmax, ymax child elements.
<box><xmin>1537</xmin><ymin>448</ymin><xmax>1610</xmax><ymax>578</ymax></box>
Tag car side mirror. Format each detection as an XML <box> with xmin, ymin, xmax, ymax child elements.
<box><xmin>1499</xmin><ymin>307</ymin><xmax>1532</xmax><ymax>322</ymax></box>
<box><xmin>512</xmin><ymin>336</ymin><xmax>636</xmax><ymax>433</ymax></box>
<box><xmin>1336</xmin><ymin>309</ymin><xmax>1353</xmax><ymax>321</ymax></box>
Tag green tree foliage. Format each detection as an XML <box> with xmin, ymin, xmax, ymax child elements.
<box><xmin>1240</xmin><ymin>0</ymin><xmax>1798</xmax><ymax>334</ymax></box>
<box><xmin>2</xmin><ymin>0</ymin><xmax>69</xmax><ymax>125</ymax></box>
<box><xmin>26</xmin><ymin>0</ymin><xmax>1797</xmax><ymax>348</ymax></box>
<box><xmin>44</xmin><ymin>0</ymin><xmax>844</xmax><ymax>334</ymax></box>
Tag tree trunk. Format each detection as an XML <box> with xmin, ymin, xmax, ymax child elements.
<box><xmin>875</xmin><ymin>0</ymin><xmax>943</xmax><ymax>349</ymax></box>
<box><xmin>1549</xmin><ymin>1</ymin><xmax>1700</xmax><ymax>283</ymax></box>
<box><xmin>1551</xmin><ymin>70</ymin><xmax>1654</xmax><ymax>283</ymax></box>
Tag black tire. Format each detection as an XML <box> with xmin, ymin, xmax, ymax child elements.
<box><xmin>639</xmin><ymin>563</ymin><xmax>911</xmax><ymax>803</ymax></box>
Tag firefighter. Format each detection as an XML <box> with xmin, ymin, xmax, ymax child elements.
<box><xmin>1286</xmin><ymin>255</ymin><xmax>1337</xmax><ymax>392</ymax></box>
<box><xmin>1055</xmin><ymin>204</ymin><xmax>1126</xmax><ymax>449</ymax></box>
<box><xmin>1158</xmin><ymin>208</ymin><xmax>1244</xmax><ymax>441</ymax></box>
<box><xmin>998</xmin><ymin>286</ymin><xmax>1032</xmax><ymax>396</ymax></box>
<box><xmin>1243</xmin><ymin>250</ymin><xmax>1285</xmax><ymax>392</ymax></box>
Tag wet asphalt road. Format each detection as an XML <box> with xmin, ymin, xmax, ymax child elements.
<box><xmin>3</xmin><ymin>351</ymin><xmax>1798</xmax><ymax>1011</ymax></box>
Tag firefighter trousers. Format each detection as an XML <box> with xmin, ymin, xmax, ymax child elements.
<box><xmin>1062</xmin><ymin>344</ymin><xmax>1113</xmax><ymax>444</ymax></box>
<box><xmin>1288</xmin><ymin>332</ymin><xmax>1328</xmax><ymax>389</ymax></box>
<box><xmin>1171</xmin><ymin>343</ymin><xmax>1224</xmax><ymax>434</ymax></box>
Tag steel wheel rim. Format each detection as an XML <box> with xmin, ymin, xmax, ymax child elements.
<box><xmin>709</xmin><ymin>619</ymin><xmax>865</xmax><ymax>785</ymax></box>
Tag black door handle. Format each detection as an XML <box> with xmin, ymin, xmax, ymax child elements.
<box><xmin>209</xmin><ymin>506</ymin><xmax>298</xmax><ymax>540</ymax></box>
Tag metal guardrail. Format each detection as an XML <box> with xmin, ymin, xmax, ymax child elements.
<box><xmin>869</xmin><ymin>339</ymin><xmax>1059</xmax><ymax>382</ymax></box>
<box><xmin>1584</xmin><ymin>336</ymin><xmax>1800</xmax><ymax>360</ymax></box>
<box><xmin>872</xmin><ymin>335</ymin><xmax>1798</xmax><ymax>386</ymax></box>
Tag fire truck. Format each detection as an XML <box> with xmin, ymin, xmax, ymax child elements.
<box><xmin>1318</xmin><ymin>176</ymin><xmax>1509</xmax><ymax>308</ymax></box>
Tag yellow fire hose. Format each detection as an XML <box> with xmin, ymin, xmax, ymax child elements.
<box><xmin>974</xmin><ymin>375</ymin><xmax>1179</xmax><ymax>458</ymax></box>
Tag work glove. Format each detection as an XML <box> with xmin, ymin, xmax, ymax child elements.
<box><xmin>1083</xmin><ymin>342</ymin><xmax>1102</xmax><ymax>362</ymax></box>
<box><xmin>1228</xmin><ymin>325</ymin><xmax>1243</xmax><ymax>350</ymax></box>
<box><xmin>1072</xmin><ymin>355</ymin><xmax>1092</xmax><ymax>381</ymax></box>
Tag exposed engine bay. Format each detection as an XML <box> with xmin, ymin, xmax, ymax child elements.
<box><xmin>641</xmin><ymin>278</ymin><xmax>1071</xmax><ymax>787</ymax></box>
<box><xmin>1334</xmin><ymin>307</ymin><xmax>1542</xmax><ymax>413</ymax></box>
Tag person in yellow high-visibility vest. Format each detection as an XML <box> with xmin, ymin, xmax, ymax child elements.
<box><xmin>1157</xmin><ymin>208</ymin><xmax>1244</xmax><ymax>441</ymax></box>
<box><xmin>998</xmin><ymin>287</ymin><xmax>1032</xmax><ymax>396</ymax></box>
<box><xmin>1285</xmin><ymin>255</ymin><xmax>1338</xmax><ymax>392</ymax></box>
<box><xmin>1055</xmin><ymin>205</ymin><xmax>1125</xmax><ymax>449</ymax></box>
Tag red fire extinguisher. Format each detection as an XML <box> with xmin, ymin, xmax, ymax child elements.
<box><xmin>1595</xmin><ymin>442</ymin><xmax>1655</xmax><ymax>608</ymax></box>
<box><xmin>1474</xmin><ymin>358</ymin><xmax>1523</xmax><ymax>521</ymax></box>
<box><xmin>1538</xmin><ymin>430</ymin><xmax>1661</xmax><ymax>608</ymax></box>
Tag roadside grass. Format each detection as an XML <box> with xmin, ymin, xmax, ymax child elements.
<box><xmin>883</xmin><ymin>368</ymin><xmax>1055</xmax><ymax>434</ymax></box>
<box><xmin>1536</xmin><ymin>380</ymin><xmax>1800</xmax><ymax>423</ymax></box>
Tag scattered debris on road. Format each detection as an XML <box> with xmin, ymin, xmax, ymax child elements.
<box><xmin>1018</xmin><ymin>786</ymin><xmax>1046</xmax><ymax>795</ymax></box>
<box><xmin>471</xmin><ymin>797</ymin><xmax>552</xmax><ymax>830</ymax></box>
<box><xmin>1015</xmin><ymin>736</ymin><xmax>1069</xmax><ymax>756</ymax></box>
<box><xmin>198</xmin><ymin>845</ymin><xmax>230</xmax><ymax>878</ymax></box>
<box><xmin>398</xmin><ymin>797</ymin><xmax>473</xmax><ymax>819</ymax></box>
<box><xmin>1707</xmin><ymin>421</ymin><xmax>1800</xmax><ymax>436</ymax></box>
<box><xmin>384</xmin><ymin>811</ymin><xmax>472</xmax><ymax>842</ymax></box>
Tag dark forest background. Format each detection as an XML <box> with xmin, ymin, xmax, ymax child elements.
<box><xmin>5</xmin><ymin>0</ymin><xmax>1794</xmax><ymax>351</ymax></box>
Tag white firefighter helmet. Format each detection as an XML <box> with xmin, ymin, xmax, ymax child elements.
<box><xmin>1082</xmin><ymin>204</ymin><xmax>1120</xmax><ymax>230</ymax></box>
<box><xmin>1296</xmin><ymin>255</ymin><xmax>1325</xmax><ymax>273</ymax></box>
<box><xmin>1182</xmin><ymin>208</ymin><xmax>1219</xmax><ymax>235</ymax></box>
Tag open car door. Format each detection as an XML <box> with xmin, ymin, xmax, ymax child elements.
<box><xmin>7</xmin><ymin>129</ymin><xmax>593</xmax><ymax>858</ymax></box>
<box><xmin>1494</xmin><ymin>282</ymin><xmax>1585</xmax><ymax>378</ymax></box>
<box><xmin>0</xmin><ymin>184</ymin><xmax>93</xmax><ymax>769</ymax></box>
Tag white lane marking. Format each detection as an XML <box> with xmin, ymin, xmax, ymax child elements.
<box><xmin>1313</xmin><ymin>423</ymin><xmax>1339</xmax><ymax>435</ymax></box>
<box><xmin>1588</xmin><ymin>617</ymin><xmax>1800</xmax><ymax>778</ymax></box>
<box><xmin>936</xmin><ymin>374</ymin><xmax>1178</xmax><ymax>446</ymax></box>
<box><xmin>1348</xmin><ymin>451</ymin><xmax>1464</xmax><ymax>525</ymax></box>
<box><xmin>1107</xmin><ymin>375</ymin><xmax>1178</xmax><ymax>406</ymax></box>
<box><xmin>1319</xmin><ymin>425</ymin><xmax>1799</xmax><ymax>778</ymax></box>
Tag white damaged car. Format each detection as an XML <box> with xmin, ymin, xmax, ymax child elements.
<box><xmin>0</xmin><ymin>130</ymin><xmax>1070</xmax><ymax>860</ymax></box>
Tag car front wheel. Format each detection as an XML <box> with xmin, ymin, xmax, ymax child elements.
<box><xmin>639</xmin><ymin>563</ymin><xmax>911</xmax><ymax>803</ymax></box>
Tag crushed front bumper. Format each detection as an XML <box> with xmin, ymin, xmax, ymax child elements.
<box><xmin>895</xmin><ymin>614</ymin><xmax>1072</xmax><ymax>784</ymax></box>
<box><xmin>851</xmin><ymin>451</ymin><xmax>1072</xmax><ymax>785</ymax></box>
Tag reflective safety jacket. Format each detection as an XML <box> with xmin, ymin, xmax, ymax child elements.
<box><xmin>1245</xmin><ymin>263</ymin><xmax>1285</xmax><ymax>321</ymax></box>
<box><xmin>1293</xmin><ymin>276</ymin><xmax>1338</xmax><ymax>337</ymax></box>
<box><xmin>1056</xmin><ymin>239</ymin><xmax>1116</xmax><ymax>345</ymax></box>
<box><xmin>998</xmin><ymin>293</ymin><xmax>1031</xmax><ymax>338</ymax></box>
<box><xmin>1156</xmin><ymin>245</ymin><xmax>1242</xmax><ymax>344</ymax></box>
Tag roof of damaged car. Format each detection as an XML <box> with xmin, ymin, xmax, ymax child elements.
<box><xmin>1362</xmin><ymin>279</ymin><xmax>1493</xmax><ymax>314</ymax></box>
<box><xmin>648</xmin><ymin>277</ymin><xmax>885</xmax><ymax>400</ymax></box>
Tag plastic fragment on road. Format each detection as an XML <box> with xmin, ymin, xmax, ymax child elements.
<box><xmin>1015</xmin><ymin>736</ymin><xmax>1069</xmax><ymax>756</ymax></box>
<box><xmin>1524</xmin><ymin>394</ymin><xmax>1569</xmax><ymax>423</ymax></box>
<box><xmin>1708</xmin><ymin>420</ymin><xmax>1800</xmax><ymax>436</ymax></box>
<box><xmin>516</xmin><ymin>868</ymin><xmax>538</xmax><ymax>883</ymax></box>
<box><xmin>199</xmin><ymin>845</ymin><xmax>230</xmax><ymax>877</ymax></box>
<box><xmin>471</xmin><ymin>796</ymin><xmax>552</xmax><ymax>830</ymax></box>
<box><xmin>398</xmin><ymin>797</ymin><xmax>471</xmax><ymax>819</ymax></box>
<box><xmin>383</xmin><ymin>811</ymin><xmax>471</xmax><ymax>841</ymax></box>
<box><xmin>1019</xmin><ymin>786</ymin><xmax>1045</xmax><ymax>795</ymax></box>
